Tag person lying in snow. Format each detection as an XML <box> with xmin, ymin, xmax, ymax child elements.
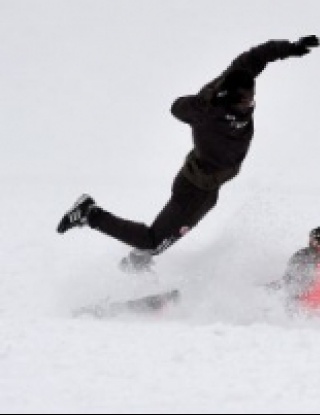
<box><xmin>57</xmin><ymin>36</ymin><xmax>319</xmax><ymax>272</ymax></box>
<box><xmin>283</xmin><ymin>227</ymin><xmax>320</xmax><ymax>312</ymax></box>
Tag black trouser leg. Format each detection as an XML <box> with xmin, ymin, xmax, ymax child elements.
<box><xmin>88</xmin><ymin>208</ymin><xmax>156</xmax><ymax>250</ymax></box>
<box><xmin>88</xmin><ymin>171</ymin><xmax>220</xmax><ymax>254</ymax></box>
<box><xmin>149</xmin><ymin>172</ymin><xmax>219</xmax><ymax>254</ymax></box>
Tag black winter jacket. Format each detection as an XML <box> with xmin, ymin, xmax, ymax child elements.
<box><xmin>171</xmin><ymin>40</ymin><xmax>296</xmax><ymax>190</ymax></box>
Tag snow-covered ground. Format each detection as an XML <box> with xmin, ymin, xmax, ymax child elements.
<box><xmin>1</xmin><ymin>1</ymin><xmax>320</xmax><ymax>413</ymax></box>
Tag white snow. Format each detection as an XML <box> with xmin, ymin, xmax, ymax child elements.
<box><xmin>1</xmin><ymin>0</ymin><xmax>320</xmax><ymax>413</ymax></box>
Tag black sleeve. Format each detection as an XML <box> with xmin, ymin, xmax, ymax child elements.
<box><xmin>171</xmin><ymin>95</ymin><xmax>208</xmax><ymax>125</ymax></box>
<box><xmin>199</xmin><ymin>40</ymin><xmax>295</xmax><ymax>96</ymax></box>
<box><xmin>227</xmin><ymin>40</ymin><xmax>295</xmax><ymax>77</ymax></box>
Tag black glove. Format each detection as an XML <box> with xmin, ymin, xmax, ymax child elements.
<box><xmin>291</xmin><ymin>35</ymin><xmax>319</xmax><ymax>56</ymax></box>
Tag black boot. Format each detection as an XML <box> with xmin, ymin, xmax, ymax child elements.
<box><xmin>57</xmin><ymin>194</ymin><xmax>96</xmax><ymax>234</ymax></box>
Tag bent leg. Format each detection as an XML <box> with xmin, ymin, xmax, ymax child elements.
<box><xmin>88</xmin><ymin>171</ymin><xmax>219</xmax><ymax>255</ymax></box>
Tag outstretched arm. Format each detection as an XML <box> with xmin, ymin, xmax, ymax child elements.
<box><xmin>227</xmin><ymin>35</ymin><xmax>319</xmax><ymax>77</ymax></box>
<box><xmin>200</xmin><ymin>36</ymin><xmax>319</xmax><ymax>98</ymax></box>
<box><xmin>172</xmin><ymin>36</ymin><xmax>319</xmax><ymax>124</ymax></box>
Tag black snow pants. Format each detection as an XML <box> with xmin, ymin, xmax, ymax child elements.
<box><xmin>88</xmin><ymin>167</ymin><xmax>236</xmax><ymax>256</ymax></box>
